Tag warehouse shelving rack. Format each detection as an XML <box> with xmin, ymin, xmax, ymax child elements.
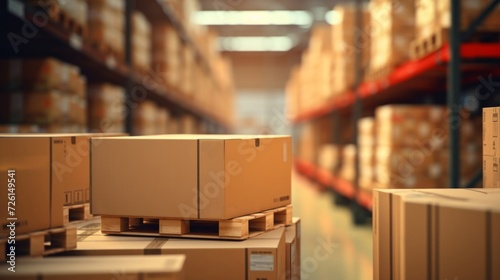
<box><xmin>293</xmin><ymin>0</ymin><xmax>500</xmax><ymax>223</ymax></box>
<box><xmin>0</xmin><ymin>0</ymin><xmax>231</xmax><ymax>134</ymax></box>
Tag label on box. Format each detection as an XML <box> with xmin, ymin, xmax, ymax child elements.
<box><xmin>250</xmin><ymin>253</ymin><xmax>274</xmax><ymax>271</ymax></box>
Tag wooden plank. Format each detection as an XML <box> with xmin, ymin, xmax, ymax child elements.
<box><xmin>63</xmin><ymin>203</ymin><xmax>93</xmax><ymax>225</ymax></box>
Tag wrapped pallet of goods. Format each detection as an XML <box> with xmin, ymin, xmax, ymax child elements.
<box><xmin>153</xmin><ymin>24</ymin><xmax>181</xmax><ymax>88</ymax></box>
<box><xmin>358</xmin><ymin>117</ymin><xmax>376</xmax><ymax>192</ymax></box>
<box><xmin>88</xmin><ymin>83</ymin><xmax>125</xmax><ymax>133</ymax></box>
<box><xmin>367</xmin><ymin>0</ymin><xmax>415</xmax><ymax>80</ymax></box>
<box><xmin>411</xmin><ymin>0</ymin><xmax>500</xmax><ymax>58</ymax></box>
<box><xmin>331</xmin><ymin>4</ymin><xmax>370</xmax><ymax>94</ymax></box>
<box><xmin>87</xmin><ymin>0</ymin><xmax>125</xmax><ymax>61</ymax></box>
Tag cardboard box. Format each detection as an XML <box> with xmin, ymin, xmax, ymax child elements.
<box><xmin>91</xmin><ymin>135</ymin><xmax>292</xmax><ymax>220</ymax></box>
<box><xmin>483</xmin><ymin>155</ymin><xmax>499</xmax><ymax>188</ymax></box>
<box><xmin>0</xmin><ymin>133</ymin><xmax>126</xmax><ymax>237</ymax></box>
<box><xmin>373</xmin><ymin>188</ymin><xmax>500</xmax><ymax>280</ymax></box>
<box><xmin>0</xmin><ymin>255</ymin><xmax>186</xmax><ymax>279</ymax></box>
<box><xmin>62</xmin><ymin>218</ymin><xmax>286</xmax><ymax>280</ymax></box>
<box><xmin>285</xmin><ymin>218</ymin><xmax>301</xmax><ymax>280</ymax></box>
<box><xmin>483</xmin><ymin>107</ymin><xmax>499</xmax><ymax>157</ymax></box>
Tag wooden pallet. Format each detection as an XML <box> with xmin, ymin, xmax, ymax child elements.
<box><xmin>411</xmin><ymin>27</ymin><xmax>500</xmax><ymax>59</ymax></box>
<box><xmin>101</xmin><ymin>205</ymin><xmax>293</xmax><ymax>240</ymax></box>
<box><xmin>63</xmin><ymin>203</ymin><xmax>93</xmax><ymax>225</ymax></box>
<box><xmin>0</xmin><ymin>226</ymin><xmax>77</xmax><ymax>261</ymax></box>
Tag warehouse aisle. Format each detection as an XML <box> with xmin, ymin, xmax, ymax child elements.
<box><xmin>292</xmin><ymin>172</ymin><xmax>373</xmax><ymax>280</ymax></box>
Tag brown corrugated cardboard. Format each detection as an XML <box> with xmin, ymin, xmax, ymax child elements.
<box><xmin>483</xmin><ymin>155</ymin><xmax>499</xmax><ymax>188</ymax></box>
<box><xmin>285</xmin><ymin>218</ymin><xmax>301</xmax><ymax>280</ymax></box>
<box><xmin>91</xmin><ymin>135</ymin><xmax>292</xmax><ymax>220</ymax></box>
<box><xmin>483</xmin><ymin>107</ymin><xmax>499</xmax><ymax>157</ymax></box>
<box><xmin>374</xmin><ymin>188</ymin><xmax>500</xmax><ymax>280</ymax></box>
<box><xmin>0</xmin><ymin>255</ymin><xmax>186</xmax><ymax>279</ymax></box>
<box><xmin>62</xmin><ymin>218</ymin><xmax>286</xmax><ymax>280</ymax></box>
<box><xmin>0</xmin><ymin>133</ymin><xmax>125</xmax><ymax>237</ymax></box>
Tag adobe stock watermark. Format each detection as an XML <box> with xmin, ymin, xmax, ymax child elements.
<box><xmin>299</xmin><ymin>235</ymin><xmax>339</xmax><ymax>280</ymax></box>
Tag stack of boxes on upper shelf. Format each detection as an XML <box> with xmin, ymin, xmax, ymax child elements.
<box><xmin>285</xmin><ymin>0</ymin><xmax>500</xmax><ymax>119</ymax></box>
<box><xmin>0</xmin><ymin>58</ymin><xmax>87</xmax><ymax>133</ymax></box>
<box><xmin>0</xmin><ymin>134</ymin><xmax>300</xmax><ymax>280</ymax></box>
<box><xmin>1</xmin><ymin>0</ymin><xmax>234</xmax><ymax>134</ymax></box>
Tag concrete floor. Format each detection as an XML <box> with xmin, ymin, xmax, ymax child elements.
<box><xmin>292</xmin><ymin>172</ymin><xmax>373</xmax><ymax>280</ymax></box>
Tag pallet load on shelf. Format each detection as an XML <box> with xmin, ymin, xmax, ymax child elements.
<box><xmin>27</xmin><ymin>0</ymin><xmax>88</xmax><ymax>36</ymax></box>
<box><xmin>87</xmin><ymin>0</ymin><xmax>124</xmax><ymax>61</ymax></box>
<box><xmin>0</xmin><ymin>255</ymin><xmax>186</xmax><ymax>279</ymax></box>
<box><xmin>88</xmin><ymin>83</ymin><xmax>125</xmax><ymax>133</ymax></box>
<box><xmin>180</xmin><ymin>45</ymin><xmax>195</xmax><ymax>97</ymax></box>
<box><xmin>298</xmin><ymin>123</ymin><xmax>317</xmax><ymax>165</ymax></box>
<box><xmin>358</xmin><ymin>117</ymin><xmax>376</xmax><ymax>192</ymax></box>
<box><xmin>132</xmin><ymin>101</ymin><xmax>173</xmax><ymax>135</ymax></box>
<box><xmin>367</xmin><ymin>0</ymin><xmax>415</xmax><ymax>80</ymax></box>
<box><xmin>411</xmin><ymin>0</ymin><xmax>500</xmax><ymax>58</ymax></box>
<box><xmin>318</xmin><ymin>144</ymin><xmax>341</xmax><ymax>177</ymax></box>
<box><xmin>285</xmin><ymin>66</ymin><xmax>301</xmax><ymax>119</ymax></box>
<box><xmin>483</xmin><ymin>107</ymin><xmax>500</xmax><ymax>188</ymax></box>
<box><xmin>159</xmin><ymin>0</ymin><xmax>201</xmax><ymax>34</ymax></box>
<box><xmin>132</xmin><ymin>11</ymin><xmax>152</xmax><ymax>73</ymax></box>
<box><xmin>374</xmin><ymin>105</ymin><xmax>482</xmax><ymax>189</ymax></box>
<box><xmin>340</xmin><ymin>144</ymin><xmax>357</xmax><ymax>184</ymax></box>
<box><xmin>331</xmin><ymin>3</ymin><xmax>370</xmax><ymax>94</ymax></box>
<box><xmin>153</xmin><ymin>23</ymin><xmax>181</xmax><ymax>88</ymax></box>
<box><xmin>0</xmin><ymin>58</ymin><xmax>87</xmax><ymax>133</ymax></box>
<box><xmin>373</xmin><ymin>188</ymin><xmax>500</xmax><ymax>280</ymax></box>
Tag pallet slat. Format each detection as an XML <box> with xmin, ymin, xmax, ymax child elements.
<box><xmin>63</xmin><ymin>203</ymin><xmax>93</xmax><ymax>225</ymax></box>
<box><xmin>101</xmin><ymin>205</ymin><xmax>293</xmax><ymax>240</ymax></box>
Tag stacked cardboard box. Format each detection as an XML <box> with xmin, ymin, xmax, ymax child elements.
<box><xmin>0</xmin><ymin>255</ymin><xmax>186</xmax><ymax>279</ymax></box>
<box><xmin>298</xmin><ymin>123</ymin><xmax>317</xmax><ymax>165</ymax></box>
<box><xmin>415</xmin><ymin>0</ymin><xmax>500</xmax><ymax>40</ymax></box>
<box><xmin>132</xmin><ymin>11</ymin><xmax>152</xmax><ymax>72</ymax></box>
<box><xmin>180</xmin><ymin>45</ymin><xmax>195</xmax><ymax>96</ymax></box>
<box><xmin>373</xmin><ymin>188</ymin><xmax>500</xmax><ymax>280</ymax></box>
<box><xmin>87</xmin><ymin>0</ymin><xmax>124</xmax><ymax>59</ymax></box>
<box><xmin>340</xmin><ymin>144</ymin><xmax>357</xmax><ymax>183</ymax></box>
<box><xmin>318</xmin><ymin>144</ymin><xmax>341</xmax><ymax>176</ymax></box>
<box><xmin>153</xmin><ymin>24</ymin><xmax>181</xmax><ymax>88</ymax></box>
<box><xmin>367</xmin><ymin>0</ymin><xmax>415</xmax><ymax>79</ymax></box>
<box><xmin>133</xmin><ymin>101</ymin><xmax>159</xmax><ymax>135</ymax></box>
<box><xmin>61</xmin><ymin>217</ymin><xmax>300</xmax><ymax>280</ymax></box>
<box><xmin>88</xmin><ymin>83</ymin><xmax>125</xmax><ymax>133</ymax></box>
<box><xmin>285</xmin><ymin>66</ymin><xmax>301</xmax><ymax>119</ymax></box>
<box><xmin>483</xmin><ymin>107</ymin><xmax>500</xmax><ymax>188</ymax></box>
<box><xmin>358</xmin><ymin>117</ymin><xmax>376</xmax><ymax>191</ymax></box>
<box><xmin>331</xmin><ymin>4</ymin><xmax>370</xmax><ymax>94</ymax></box>
<box><xmin>0</xmin><ymin>58</ymin><xmax>87</xmax><ymax>133</ymax></box>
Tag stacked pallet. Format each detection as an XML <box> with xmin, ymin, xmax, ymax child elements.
<box><xmin>88</xmin><ymin>83</ymin><xmax>125</xmax><ymax>133</ymax></box>
<box><xmin>411</xmin><ymin>0</ymin><xmax>500</xmax><ymax>58</ymax></box>
<box><xmin>373</xmin><ymin>188</ymin><xmax>500</xmax><ymax>280</ymax></box>
<box><xmin>331</xmin><ymin>4</ymin><xmax>370</xmax><ymax>94</ymax></box>
<box><xmin>131</xmin><ymin>11</ymin><xmax>152</xmax><ymax>73</ymax></box>
<box><xmin>367</xmin><ymin>0</ymin><xmax>415</xmax><ymax>80</ymax></box>
<box><xmin>87</xmin><ymin>0</ymin><xmax>124</xmax><ymax>61</ymax></box>
<box><xmin>0</xmin><ymin>58</ymin><xmax>87</xmax><ymax>133</ymax></box>
<box><xmin>358</xmin><ymin>117</ymin><xmax>376</xmax><ymax>192</ymax></box>
<box><xmin>374</xmin><ymin>105</ymin><xmax>482</xmax><ymax>189</ymax></box>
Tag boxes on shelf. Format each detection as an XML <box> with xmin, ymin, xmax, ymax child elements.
<box><xmin>87</xmin><ymin>0</ymin><xmax>125</xmax><ymax>59</ymax></box>
<box><xmin>133</xmin><ymin>101</ymin><xmax>159</xmax><ymax>135</ymax></box>
<box><xmin>318</xmin><ymin>144</ymin><xmax>341</xmax><ymax>175</ymax></box>
<box><xmin>0</xmin><ymin>133</ymin><xmax>127</xmax><ymax>236</ymax></box>
<box><xmin>153</xmin><ymin>24</ymin><xmax>181</xmax><ymax>87</ymax></box>
<box><xmin>331</xmin><ymin>4</ymin><xmax>371</xmax><ymax>94</ymax></box>
<box><xmin>132</xmin><ymin>11</ymin><xmax>152</xmax><ymax>72</ymax></box>
<box><xmin>367</xmin><ymin>0</ymin><xmax>415</xmax><ymax>80</ymax></box>
<box><xmin>88</xmin><ymin>83</ymin><xmax>125</xmax><ymax>133</ymax></box>
<box><xmin>340</xmin><ymin>144</ymin><xmax>357</xmax><ymax>183</ymax></box>
<box><xmin>358</xmin><ymin>117</ymin><xmax>376</xmax><ymax>191</ymax></box>
<box><xmin>373</xmin><ymin>188</ymin><xmax>500</xmax><ymax>280</ymax></box>
<box><xmin>63</xmin><ymin>218</ymin><xmax>288</xmax><ymax>280</ymax></box>
<box><xmin>91</xmin><ymin>135</ymin><xmax>292</xmax><ymax>220</ymax></box>
<box><xmin>0</xmin><ymin>255</ymin><xmax>186</xmax><ymax>279</ymax></box>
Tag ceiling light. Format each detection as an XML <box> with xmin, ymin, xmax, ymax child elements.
<box><xmin>325</xmin><ymin>10</ymin><xmax>342</xmax><ymax>25</ymax></box>
<box><xmin>219</xmin><ymin>36</ymin><xmax>294</xmax><ymax>52</ymax></box>
<box><xmin>194</xmin><ymin>10</ymin><xmax>313</xmax><ymax>26</ymax></box>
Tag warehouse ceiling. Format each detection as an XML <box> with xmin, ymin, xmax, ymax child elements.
<box><xmin>196</xmin><ymin>0</ymin><xmax>342</xmax><ymax>92</ymax></box>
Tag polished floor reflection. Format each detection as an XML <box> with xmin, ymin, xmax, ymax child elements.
<box><xmin>292</xmin><ymin>172</ymin><xmax>373</xmax><ymax>280</ymax></box>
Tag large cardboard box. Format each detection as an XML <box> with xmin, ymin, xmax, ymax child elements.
<box><xmin>285</xmin><ymin>218</ymin><xmax>301</xmax><ymax>280</ymax></box>
<box><xmin>483</xmin><ymin>155</ymin><xmax>499</xmax><ymax>188</ymax></box>
<box><xmin>0</xmin><ymin>255</ymin><xmax>186</xmax><ymax>279</ymax></box>
<box><xmin>91</xmin><ymin>135</ymin><xmax>292</xmax><ymax>220</ymax></box>
<box><xmin>373</xmin><ymin>188</ymin><xmax>500</xmax><ymax>280</ymax></box>
<box><xmin>62</xmin><ymin>218</ymin><xmax>287</xmax><ymax>280</ymax></box>
<box><xmin>483</xmin><ymin>107</ymin><xmax>499</xmax><ymax>157</ymax></box>
<box><xmin>0</xmin><ymin>133</ymin><xmax>125</xmax><ymax>237</ymax></box>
